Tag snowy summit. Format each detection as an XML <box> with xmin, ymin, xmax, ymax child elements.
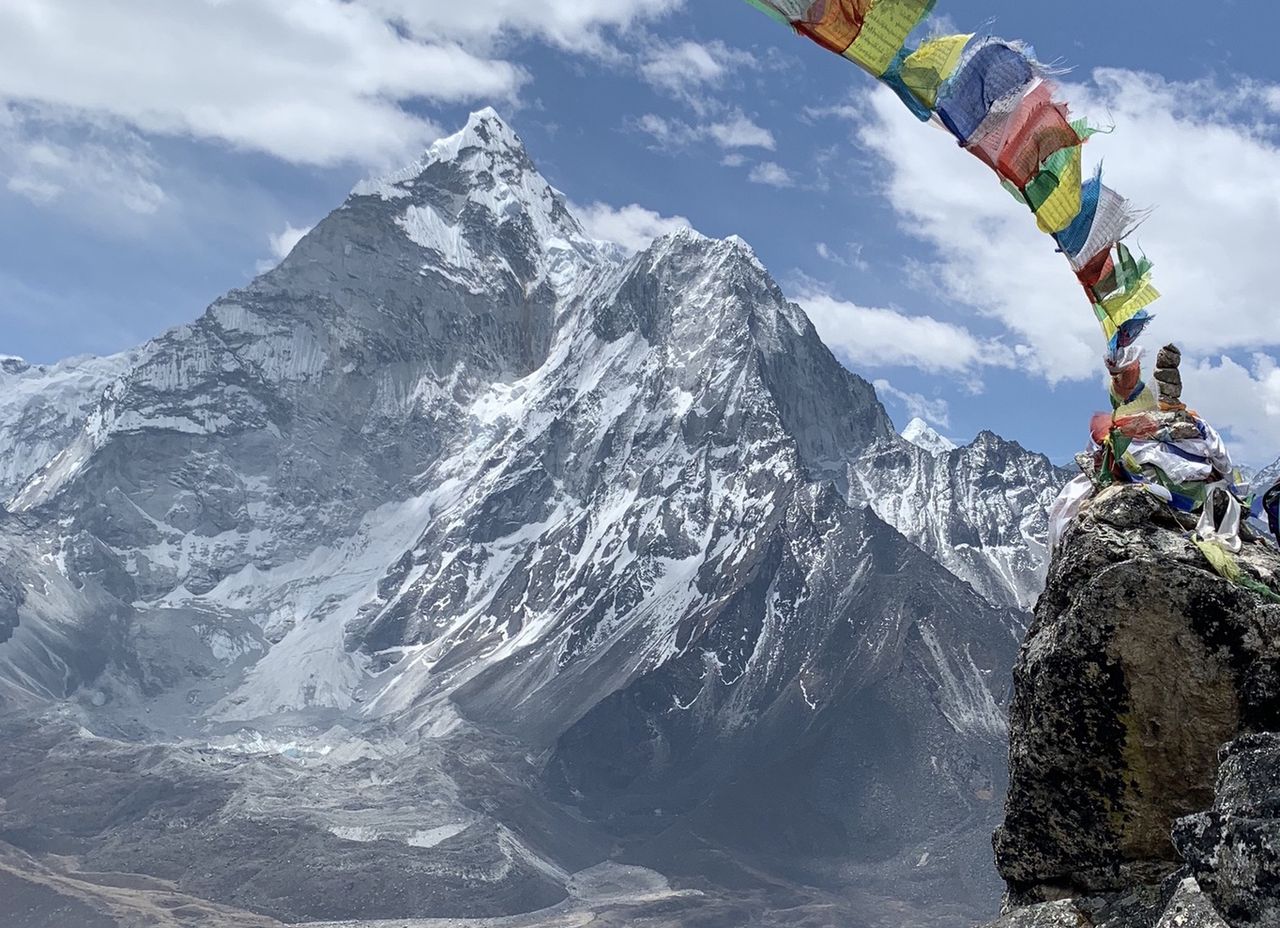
<box><xmin>901</xmin><ymin>417</ymin><xmax>958</xmax><ymax>455</ymax></box>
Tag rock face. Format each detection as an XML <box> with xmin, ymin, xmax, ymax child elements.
<box><xmin>0</xmin><ymin>353</ymin><xmax>134</xmax><ymax>500</ymax></box>
<box><xmin>1174</xmin><ymin>733</ymin><xmax>1280</xmax><ymax>925</ymax></box>
<box><xmin>0</xmin><ymin>110</ymin><xmax>1068</xmax><ymax>926</ymax></box>
<box><xmin>859</xmin><ymin>430</ymin><xmax>1067</xmax><ymax>611</ymax></box>
<box><xmin>1156</xmin><ymin>877</ymin><xmax>1232</xmax><ymax>928</ymax></box>
<box><xmin>990</xmin><ymin>484</ymin><xmax>1280</xmax><ymax>925</ymax></box>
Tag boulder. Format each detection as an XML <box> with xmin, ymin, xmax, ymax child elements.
<box><xmin>994</xmin><ymin>485</ymin><xmax>1280</xmax><ymax>903</ymax></box>
<box><xmin>985</xmin><ymin>900</ymin><xmax>1091</xmax><ymax>927</ymax></box>
<box><xmin>1155</xmin><ymin>877</ymin><xmax>1230</xmax><ymax>928</ymax></box>
<box><xmin>1173</xmin><ymin>733</ymin><xmax>1280</xmax><ymax>925</ymax></box>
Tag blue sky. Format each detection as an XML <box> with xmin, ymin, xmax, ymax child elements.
<box><xmin>2</xmin><ymin>0</ymin><xmax>1279</xmax><ymax>465</ymax></box>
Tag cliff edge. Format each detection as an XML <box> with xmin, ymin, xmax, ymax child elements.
<box><xmin>988</xmin><ymin>484</ymin><xmax>1280</xmax><ymax>927</ymax></box>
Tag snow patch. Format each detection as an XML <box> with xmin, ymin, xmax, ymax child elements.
<box><xmin>901</xmin><ymin>418</ymin><xmax>957</xmax><ymax>455</ymax></box>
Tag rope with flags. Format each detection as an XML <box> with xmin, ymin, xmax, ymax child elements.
<box><xmin>740</xmin><ymin>0</ymin><xmax>1157</xmax><ymax>382</ymax></box>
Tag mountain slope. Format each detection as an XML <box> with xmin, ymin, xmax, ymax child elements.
<box><xmin>0</xmin><ymin>109</ymin><xmax>1063</xmax><ymax>926</ymax></box>
<box><xmin>0</xmin><ymin>353</ymin><xmax>134</xmax><ymax>500</ymax></box>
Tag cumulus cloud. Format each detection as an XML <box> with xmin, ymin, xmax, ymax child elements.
<box><xmin>257</xmin><ymin>222</ymin><xmax>314</xmax><ymax>273</ymax></box>
<box><xmin>635</xmin><ymin>110</ymin><xmax>775</xmax><ymax>151</ymax></box>
<box><xmin>0</xmin><ymin>0</ymin><xmax>683</xmax><ymax>170</ymax></box>
<box><xmin>748</xmin><ymin>161</ymin><xmax>795</xmax><ymax>187</ymax></box>
<box><xmin>853</xmin><ymin>72</ymin><xmax>1280</xmax><ymax>377</ymax></box>
<box><xmin>571</xmin><ymin>201</ymin><xmax>691</xmax><ymax>254</ymax></box>
<box><xmin>640</xmin><ymin>40</ymin><xmax>736</xmax><ymax>95</ymax></box>
<box><xmin>0</xmin><ymin>2</ymin><xmax>524</xmax><ymax>169</ymax></box>
<box><xmin>796</xmin><ymin>288</ymin><xmax>1014</xmax><ymax>374</ymax></box>
<box><xmin>366</xmin><ymin>0</ymin><xmax>682</xmax><ymax>54</ymax></box>
<box><xmin>1184</xmin><ymin>354</ymin><xmax>1280</xmax><ymax>465</ymax></box>
<box><xmin>708</xmin><ymin>112</ymin><xmax>775</xmax><ymax>150</ymax></box>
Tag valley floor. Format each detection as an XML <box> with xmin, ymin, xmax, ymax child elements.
<box><xmin>1</xmin><ymin>840</ymin><xmax>989</xmax><ymax>928</ymax></box>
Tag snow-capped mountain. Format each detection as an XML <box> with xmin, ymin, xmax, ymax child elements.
<box><xmin>0</xmin><ymin>352</ymin><xmax>134</xmax><ymax>499</ymax></box>
<box><xmin>0</xmin><ymin>110</ymin><xmax>1064</xmax><ymax>926</ymax></box>
<box><xmin>902</xmin><ymin>416</ymin><xmax>958</xmax><ymax>455</ymax></box>
<box><xmin>1255</xmin><ymin>455</ymin><xmax>1280</xmax><ymax>493</ymax></box>
<box><xmin>859</xmin><ymin>430</ymin><xmax>1067</xmax><ymax>610</ymax></box>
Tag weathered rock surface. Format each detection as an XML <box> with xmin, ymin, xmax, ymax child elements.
<box><xmin>986</xmin><ymin>899</ymin><xmax>1092</xmax><ymax>927</ymax></box>
<box><xmin>1173</xmin><ymin>733</ymin><xmax>1280</xmax><ymax>925</ymax></box>
<box><xmin>1155</xmin><ymin>878</ymin><xmax>1231</xmax><ymax>928</ymax></box>
<box><xmin>995</xmin><ymin>485</ymin><xmax>1280</xmax><ymax>903</ymax></box>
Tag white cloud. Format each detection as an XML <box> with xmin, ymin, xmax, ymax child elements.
<box><xmin>721</xmin><ymin>153</ymin><xmax>747</xmax><ymax>167</ymax></box>
<box><xmin>748</xmin><ymin>161</ymin><xmax>794</xmax><ymax>187</ymax></box>
<box><xmin>1184</xmin><ymin>354</ymin><xmax>1280</xmax><ymax>465</ymax></box>
<box><xmin>851</xmin><ymin>69</ymin><xmax>1280</xmax><ymax>454</ymax></box>
<box><xmin>816</xmin><ymin>241</ymin><xmax>868</xmax><ymax>270</ymax></box>
<box><xmin>874</xmin><ymin>378</ymin><xmax>952</xmax><ymax>428</ymax></box>
<box><xmin>796</xmin><ymin>288</ymin><xmax>1014</xmax><ymax>374</ymax></box>
<box><xmin>257</xmin><ymin>222</ymin><xmax>314</xmax><ymax>272</ymax></box>
<box><xmin>708</xmin><ymin>112</ymin><xmax>775</xmax><ymax>150</ymax></box>
<box><xmin>0</xmin><ymin>0</ymin><xmax>683</xmax><ymax>171</ymax></box>
<box><xmin>1</xmin><ymin>105</ymin><xmax>166</xmax><ymax>218</ymax></box>
<box><xmin>0</xmin><ymin>2</ymin><xmax>531</xmax><ymax>169</ymax></box>
<box><xmin>855</xmin><ymin>71</ymin><xmax>1280</xmax><ymax>375</ymax></box>
<box><xmin>571</xmin><ymin>201</ymin><xmax>690</xmax><ymax>254</ymax></box>
<box><xmin>641</xmin><ymin>40</ymin><xmax>734</xmax><ymax>95</ymax></box>
<box><xmin>367</xmin><ymin>0</ymin><xmax>682</xmax><ymax>55</ymax></box>
<box><xmin>635</xmin><ymin>110</ymin><xmax>774</xmax><ymax>152</ymax></box>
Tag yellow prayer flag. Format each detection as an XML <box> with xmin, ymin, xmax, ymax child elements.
<box><xmin>1099</xmin><ymin>277</ymin><xmax>1160</xmax><ymax>330</ymax></box>
<box><xmin>901</xmin><ymin>33</ymin><xmax>972</xmax><ymax>108</ymax></box>
<box><xmin>1034</xmin><ymin>146</ymin><xmax>1083</xmax><ymax>234</ymax></box>
<box><xmin>844</xmin><ymin>0</ymin><xmax>936</xmax><ymax>77</ymax></box>
<box><xmin>1115</xmin><ymin>385</ymin><xmax>1159</xmax><ymax>417</ymax></box>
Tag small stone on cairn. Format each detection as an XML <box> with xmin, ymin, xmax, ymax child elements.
<box><xmin>1154</xmin><ymin>344</ymin><xmax>1183</xmax><ymax>409</ymax></box>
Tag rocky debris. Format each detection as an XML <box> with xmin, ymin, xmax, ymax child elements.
<box><xmin>1173</xmin><ymin>733</ymin><xmax>1280</xmax><ymax>925</ymax></box>
<box><xmin>995</xmin><ymin>484</ymin><xmax>1280</xmax><ymax>903</ymax></box>
<box><xmin>1155</xmin><ymin>878</ymin><xmax>1231</xmax><ymax>928</ymax></box>
<box><xmin>980</xmin><ymin>868</ymin><xmax>1233</xmax><ymax>927</ymax></box>
<box><xmin>986</xmin><ymin>900</ymin><xmax>1092</xmax><ymax>926</ymax></box>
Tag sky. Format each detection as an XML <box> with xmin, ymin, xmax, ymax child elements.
<box><xmin>2</xmin><ymin>0</ymin><xmax>1279</xmax><ymax>467</ymax></box>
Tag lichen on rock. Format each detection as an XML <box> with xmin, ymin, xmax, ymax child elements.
<box><xmin>1173</xmin><ymin>733</ymin><xmax>1280</xmax><ymax>925</ymax></box>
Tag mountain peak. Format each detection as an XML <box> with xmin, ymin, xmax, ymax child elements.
<box><xmin>351</xmin><ymin>107</ymin><xmax>528</xmax><ymax>200</ymax></box>
<box><xmin>901</xmin><ymin>417</ymin><xmax>957</xmax><ymax>455</ymax></box>
<box><xmin>340</xmin><ymin>110</ymin><xmax>599</xmax><ymax>297</ymax></box>
<box><xmin>434</xmin><ymin>106</ymin><xmax>524</xmax><ymax>162</ymax></box>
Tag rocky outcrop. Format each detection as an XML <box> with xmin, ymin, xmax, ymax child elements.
<box><xmin>985</xmin><ymin>877</ymin><xmax>1230</xmax><ymax>928</ymax></box>
<box><xmin>989</xmin><ymin>484</ymin><xmax>1280</xmax><ymax>926</ymax></box>
<box><xmin>1174</xmin><ymin>733</ymin><xmax>1280</xmax><ymax>925</ymax></box>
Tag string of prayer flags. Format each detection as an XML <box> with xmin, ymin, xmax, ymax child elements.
<box><xmin>739</xmin><ymin>0</ymin><xmax>1158</xmax><ymax>355</ymax></box>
